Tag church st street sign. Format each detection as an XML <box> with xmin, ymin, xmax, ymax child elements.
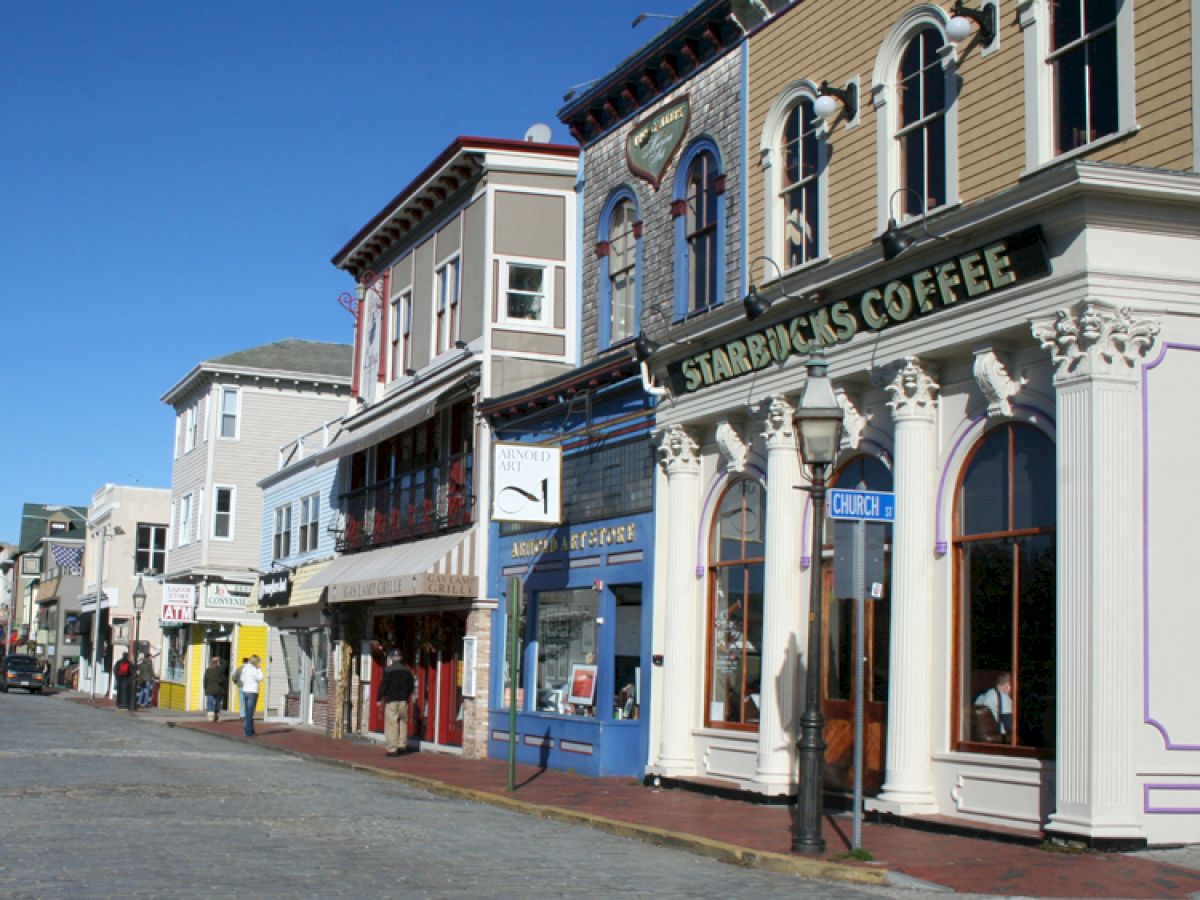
<box><xmin>668</xmin><ymin>227</ymin><xmax>1050</xmax><ymax>395</ymax></box>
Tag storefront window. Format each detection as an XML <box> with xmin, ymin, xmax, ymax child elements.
<box><xmin>164</xmin><ymin>628</ymin><xmax>188</xmax><ymax>681</ymax></box>
<box><xmin>534</xmin><ymin>589</ymin><xmax>600</xmax><ymax>716</ymax></box>
<box><xmin>706</xmin><ymin>479</ymin><xmax>765</xmax><ymax>729</ymax></box>
<box><xmin>613</xmin><ymin>585</ymin><xmax>642</xmax><ymax>720</ymax></box>
<box><xmin>312</xmin><ymin>632</ymin><xmax>329</xmax><ymax>699</ymax></box>
<box><xmin>955</xmin><ymin>423</ymin><xmax>1056</xmax><ymax>752</ymax></box>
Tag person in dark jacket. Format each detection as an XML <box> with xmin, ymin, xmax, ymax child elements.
<box><xmin>203</xmin><ymin>658</ymin><xmax>226</xmax><ymax>722</ymax></box>
<box><xmin>376</xmin><ymin>649</ymin><xmax>416</xmax><ymax>757</ymax></box>
<box><xmin>114</xmin><ymin>652</ymin><xmax>134</xmax><ymax>710</ymax></box>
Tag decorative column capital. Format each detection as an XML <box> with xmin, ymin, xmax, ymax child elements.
<box><xmin>1031</xmin><ymin>302</ymin><xmax>1160</xmax><ymax>382</ymax></box>
<box><xmin>658</xmin><ymin>425</ymin><xmax>700</xmax><ymax>476</ymax></box>
<box><xmin>973</xmin><ymin>344</ymin><xmax>1026</xmax><ymax>419</ymax></box>
<box><xmin>760</xmin><ymin>395</ymin><xmax>796</xmax><ymax>453</ymax></box>
<box><xmin>882</xmin><ymin>357</ymin><xmax>940</xmax><ymax>421</ymax></box>
<box><xmin>715</xmin><ymin>420</ymin><xmax>749</xmax><ymax>473</ymax></box>
<box><xmin>836</xmin><ymin>389</ymin><xmax>870</xmax><ymax>449</ymax></box>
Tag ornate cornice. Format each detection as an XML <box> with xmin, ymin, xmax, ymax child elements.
<box><xmin>972</xmin><ymin>345</ymin><xmax>1026</xmax><ymax>418</ymax></box>
<box><xmin>1031</xmin><ymin>302</ymin><xmax>1160</xmax><ymax>381</ymax></box>
<box><xmin>714</xmin><ymin>420</ymin><xmax>749</xmax><ymax>473</ymax></box>
<box><xmin>658</xmin><ymin>425</ymin><xmax>700</xmax><ymax>476</ymax></box>
<box><xmin>836</xmin><ymin>389</ymin><xmax>870</xmax><ymax>449</ymax></box>
<box><xmin>761</xmin><ymin>395</ymin><xmax>796</xmax><ymax>453</ymax></box>
<box><xmin>882</xmin><ymin>357</ymin><xmax>940</xmax><ymax>420</ymax></box>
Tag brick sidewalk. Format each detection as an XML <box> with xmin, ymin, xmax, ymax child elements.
<box><xmin>148</xmin><ymin>714</ymin><xmax>1200</xmax><ymax>899</ymax></box>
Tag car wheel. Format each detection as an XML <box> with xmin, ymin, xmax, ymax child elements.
<box><xmin>32</xmin><ymin>689</ymin><xmax>42</xmax><ymax>694</ymax></box>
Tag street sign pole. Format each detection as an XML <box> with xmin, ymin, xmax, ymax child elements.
<box><xmin>852</xmin><ymin>520</ymin><xmax>866</xmax><ymax>850</ymax></box>
<box><xmin>507</xmin><ymin>576</ymin><xmax>521</xmax><ymax>792</ymax></box>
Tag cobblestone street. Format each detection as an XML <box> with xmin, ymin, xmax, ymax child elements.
<box><xmin>0</xmin><ymin>693</ymin><xmax>914</xmax><ymax>899</ymax></box>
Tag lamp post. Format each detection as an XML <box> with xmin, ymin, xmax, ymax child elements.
<box><xmin>792</xmin><ymin>347</ymin><xmax>844</xmax><ymax>854</ymax></box>
<box><xmin>131</xmin><ymin>576</ymin><xmax>146</xmax><ymax>714</ymax></box>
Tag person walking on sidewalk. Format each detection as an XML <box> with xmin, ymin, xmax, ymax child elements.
<box><xmin>376</xmin><ymin>649</ymin><xmax>415</xmax><ymax>757</ymax></box>
<box><xmin>237</xmin><ymin>655</ymin><xmax>264</xmax><ymax>737</ymax></box>
<box><xmin>203</xmin><ymin>658</ymin><xmax>225</xmax><ymax>722</ymax></box>
<box><xmin>136</xmin><ymin>654</ymin><xmax>155</xmax><ymax>708</ymax></box>
<box><xmin>114</xmin><ymin>652</ymin><xmax>134</xmax><ymax>710</ymax></box>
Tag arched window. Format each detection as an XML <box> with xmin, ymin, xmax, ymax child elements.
<box><xmin>780</xmin><ymin>96</ymin><xmax>823</xmax><ymax>268</ymax></box>
<box><xmin>706</xmin><ymin>479</ymin><xmax>765</xmax><ymax>730</ymax></box>
<box><xmin>896</xmin><ymin>27</ymin><xmax>949</xmax><ymax>216</ymax></box>
<box><xmin>954</xmin><ymin>423</ymin><xmax>1056</xmax><ymax>752</ymax></box>
<box><xmin>673</xmin><ymin>140</ymin><xmax>726</xmax><ymax>319</ymax></box>
<box><xmin>597</xmin><ymin>193</ymin><xmax>641</xmax><ymax>347</ymax></box>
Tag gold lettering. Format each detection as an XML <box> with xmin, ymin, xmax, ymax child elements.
<box><xmin>957</xmin><ymin>251</ymin><xmax>988</xmax><ymax>296</ymax></box>
<box><xmin>766</xmin><ymin>324</ymin><xmax>791</xmax><ymax>363</ymax></box>
<box><xmin>726</xmin><ymin>340</ymin><xmax>753</xmax><ymax>375</ymax></box>
<box><xmin>788</xmin><ymin>317</ymin><xmax>811</xmax><ymax>353</ymax></box>
<box><xmin>935</xmin><ymin>261</ymin><xmax>963</xmax><ymax>306</ymax></box>
<box><xmin>808</xmin><ymin>307</ymin><xmax>839</xmax><ymax>346</ymax></box>
<box><xmin>695</xmin><ymin>352</ymin><xmax>715</xmax><ymax>386</ymax></box>
<box><xmin>830</xmin><ymin>300</ymin><xmax>857</xmax><ymax>341</ymax></box>
<box><xmin>710</xmin><ymin>347</ymin><xmax>735</xmax><ymax>382</ymax></box>
<box><xmin>745</xmin><ymin>333</ymin><xmax>771</xmax><ymax>368</ymax></box>
<box><xmin>883</xmin><ymin>280</ymin><xmax>913</xmax><ymax>322</ymax></box>
<box><xmin>860</xmin><ymin>289</ymin><xmax>888</xmax><ymax>329</ymax></box>
<box><xmin>910</xmin><ymin>269</ymin><xmax>937</xmax><ymax>312</ymax></box>
<box><xmin>682</xmin><ymin>359</ymin><xmax>703</xmax><ymax>392</ymax></box>
<box><xmin>983</xmin><ymin>242</ymin><xmax>1015</xmax><ymax>288</ymax></box>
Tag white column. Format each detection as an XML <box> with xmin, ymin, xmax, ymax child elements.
<box><xmin>874</xmin><ymin>357</ymin><xmax>940</xmax><ymax>813</ymax></box>
<box><xmin>755</xmin><ymin>395</ymin><xmax>801</xmax><ymax>788</ymax></box>
<box><xmin>1033</xmin><ymin>303</ymin><xmax>1158</xmax><ymax>843</ymax></box>
<box><xmin>653</xmin><ymin>424</ymin><xmax>702</xmax><ymax>775</ymax></box>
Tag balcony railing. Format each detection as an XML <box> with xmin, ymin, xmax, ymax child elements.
<box><xmin>338</xmin><ymin>452</ymin><xmax>474</xmax><ymax>552</ymax></box>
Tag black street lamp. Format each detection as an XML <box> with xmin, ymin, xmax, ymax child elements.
<box><xmin>792</xmin><ymin>347</ymin><xmax>844</xmax><ymax>854</ymax></box>
<box><xmin>131</xmin><ymin>576</ymin><xmax>146</xmax><ymax>714</ymax></box>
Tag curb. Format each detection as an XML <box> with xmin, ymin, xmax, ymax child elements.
<box><xmin>172</xmin><ymin>720</ymin><xmax>890</xmax><ymax>887</ymax></box>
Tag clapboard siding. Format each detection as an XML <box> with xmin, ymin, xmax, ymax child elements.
<box><xmin>260</xmin><ymin>461</ymin><xmax>339</xmax><ymax>572</ymax></box>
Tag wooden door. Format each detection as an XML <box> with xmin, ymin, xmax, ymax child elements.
<box><xmin>822</xmin><ymin>567</ymin><xmax>890</xmax><ymax>795</ymax></box>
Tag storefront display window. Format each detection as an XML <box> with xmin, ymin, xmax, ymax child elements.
<box><xmin>165</xmin><ymin>627</ymin><xmax>187</xmax><ymax>681</ymax></box>
<box><xmin>955</xmin><ymin>423</ymin><xmax>1056</xmax><ymax>752</ymax></box>
<box><xmin>613</xmin><ymin>585</ymin><xmax>642</xmax><ymax>720</ymax></box>
<box><xmin>706</xmin><ymin>479</ymin><xmax>765</xmax><ymax>728</ymax></box>
<box><xmin>535</xmin><ymin>589</ymin><xmax>599</xmax><ymax>716</ymax></box>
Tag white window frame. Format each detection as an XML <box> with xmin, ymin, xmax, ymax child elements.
<box><xmin>184</xmin><ymin>404</ymin><xmax>197</xmax><ymax>453</ymax></box>
<box><xmin>135</xmin><ymin>523</ymin><xmax>167</xmax><ymax>575</ymax></box>
<box><xmin>391</xmin><ymin>287</ymin><xmax>413</xmax><ymax>379</ymax></box>
<box><xmin>273</xmin><ymin>503</ymin><xmax>293</xmax><ymax>560</ymax></box>
<box><xmin>218</xmin><ymin>386</ymin><xmax>241</xmax><ymax>440</ymax></box>
<box><xmin>760</xmin><ymin>80</ymin><xmax>831</xmax><ymax>275</ymax></box>
<box><xmin>872</xmin><ymin>6</ymin><xmax>960</xmax><ymax>234</ymax></box>
<box><xmin>212</xmin><ymin>485</ymin><xmax>236</xmax><ymax>541</ymax></box>
<box><xmin>1021</xmin><ymin>0</ymin><xmax>1135</xmax><ymax>172</ymax></box>
<box><xmin>434</xmin><ymin>256</ymin><xmax>461</xmax><ymax>356</ymax></box>
<box><xmin>174</xmin><ymin>414</ymin><xmax>182</xmax><ymax>459</ymax></box>
<box><xmin>299</xmin><ymin>492</ymin><xmax>320</xmax><ymax>554</ymax></box>
<box><xmin>179</xmin><ymin>493</ymin><xmax>194</xmax><ymax>546</ymax></box>
<box><xmin>499</xmin><ymin>258</ymin><xmax>554</xmax><ymax>329</ymax></box>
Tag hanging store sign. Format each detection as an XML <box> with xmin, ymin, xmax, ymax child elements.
<box><xmin>204</xmin><ymin>582</ymin><xmax>252</xmax><ymax>609</ymax></box>
<box><xmin>492</xmin><ymin>442</ymin><xmax>562</xmax><ymax>525</ymax></box>
<box><xmin>161</xmin><ymin>584</ymin><xmax>196</xmax><ymax>624</ymax></box>
<box><xmin>258</xmin><ymin>572</ymin><xmax>292</xmax><ymax>609</ymax></box>
<box><xmin>329</xmin><ymin>572</ymin><xmax>478</xmax><ymax>604</ymax></box>
<box><xmin>668</xmin><ymin>227</ymin><xmax>1051</xmax><ymax>395</ymax></box>
<box><xmin>626</xmin><ymin>95</ymin><xmax>690</xmax><ymax>190</ymax></box>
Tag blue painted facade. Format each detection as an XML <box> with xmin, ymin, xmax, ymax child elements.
<box><xmin>259</xmin><ymin>455</ymin><xmax>341</xmax><ymax>574</ymax></box>
<box><xmin>483</xmin><ymin>360</ymin><xmax>655</xmax><ymax>778</ymax></box>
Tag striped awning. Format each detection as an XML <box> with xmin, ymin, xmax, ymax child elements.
<box><xmin>298</xmin><ymin>529</ymin><xmax>477</xmax><ymax>604</ymax></box>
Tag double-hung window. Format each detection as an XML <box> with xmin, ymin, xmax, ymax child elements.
<box><xmin>780</xmin><ymin>97</ymin><xmax>822</xmax><ymax>268</ymax></box>
<box><xmin>212</xmin><ymin>486</ymin><xmax>235</xmax><ymax>540</ymax></box>
<box><xmin>685</xmin><ymin>151</ymin><xmax>719</xmax><ymax>312</ymax></box>
<box><xmin>179</xmin><ymin>494</ymin><xmax>193</xmax><ymax>546</ymax></box>
<box><xmin>219</xmin><ymin>387</ymin><xmax>239</xmax><ymax>439</ymax></box>
<box><xmin>504</xmin><ymin>263</ymin><xmax>550</xmax><ymax>325</ymax></box>
<box><xmin>435</xmin><ymin>258</ymin><xmax>461</xmax><ymax>355</ymax></box>
<box><xmin>184</xmin><ymin>405</ymin><xmax>197</xmax><ymax>453</ymax></box>
<box><xmin>135</xmin><ymin>524</ymin><xmax>167</xmax><ymax>575</ymax></box>
<box><xmin>299</xmin><ymin>493</ymin><xmax>320</xmax><ymax>554</ymax></box>
<box><xmin>1049</xmin><ymin>0</ymin><xmax>1118</xmax><ymax>154</ymax></box>
<box><xmin>273</xmin><ymin>504</ymin><xmax>292</xmax><ymax>560</ymax></box>
<box><xmin>607</xmin><ymin>199</ymin><xmax>638</xmax><ymax>344</ymax></box>
<box><xmin>896</xmin><ymin>27</ymin><xmax>948</xmax><ymax>216</ymax></box>
<box><xmin>391</xmin><ymin>289</ymin><xmax>413</xmax><ymax>378</ymax></box>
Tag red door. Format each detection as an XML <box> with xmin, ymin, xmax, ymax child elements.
<box><xmin>409</xmin><ymin>613</ymin><xmax>465</xmax><ymax>747</ymax></box>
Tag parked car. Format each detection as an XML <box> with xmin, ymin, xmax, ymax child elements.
<box><xmin>1</xmin><ymin>654</ymin><xmax>47</xmax><ymax>693</ymax></box>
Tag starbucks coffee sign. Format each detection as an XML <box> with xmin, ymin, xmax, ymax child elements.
<box><xmin>626</xmin><ymin>96</ymin><xmax>690</xmax><ymax>189</ymax></box>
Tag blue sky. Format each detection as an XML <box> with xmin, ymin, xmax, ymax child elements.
<box><xmin>0</xmin><ymin>0</ymin><xmax>694</xmax><ymax>544</ymax></box>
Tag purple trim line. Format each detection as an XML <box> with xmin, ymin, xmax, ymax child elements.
<box><xmin>1142</xmin><ymin>343</ymin><xmax>1200</xmax><ymax>749</ymax></box>
<box><xmin>695</xmin><ymin>463</ymin><xmax>766</xmax><ymax>578</ymax></box>
<box><xmin>1144</xmin><ymin>782</ymin><xmax>1200</xmax><ymax>814</ymax></box>
<box><xmin>932</xmin><ymin>403</ymin><xmax>1055</xmax><ymax>555</ymax></box>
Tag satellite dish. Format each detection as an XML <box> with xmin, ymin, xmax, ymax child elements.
<box><xmin>524</xmin><ymin>123</ymin><xmax>553</xmax><ymax>144</ymax></box>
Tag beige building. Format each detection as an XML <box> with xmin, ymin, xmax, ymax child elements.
<box><xmin>78</xmin><ymin>484</ymin><xmax>170</xmax><ymax>697</ymax></box>
<box><xmin>306</xmin><ymin>136</ymin><xmax>579</xmax><ymax>756</ymax></box>
<box><xmin>159</xmin><ymin>339</ymin><xmax>352</xmax><ymax>712</ymax></box>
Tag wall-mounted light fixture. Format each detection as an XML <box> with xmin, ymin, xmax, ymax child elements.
<box><xmin>454</xmin><ymin>339</ymin><xmax>469</xmax><ymax>351</ymax></box>
<box><xmin>404</xmin><ymin>368</ymin><xmax>417</xmax><ymax>377</ymax></box>
<box><xmin>813</xmin><ymin>80</ymin><xmax>858</xmax><ymax>123</ymax></box>
<box><xmin>632</xmin><ymin>334</ymin><xmax>670</xmax><ymax>398</ymax></box>
<box><xmin>946</xmin><ymin>0</ymin><xmax>996</xmax><ymax>45</ymax></box>
<box><xmin>879</xmin><ymin>187</ymin><xmax>949</xmax><ymax>261</ymax></box>
<box><xmin>631</xmin><ymin>11</ymin><xmax>678</xmax><ymax>28</ymax></box>
<box><xmin>743</xmin><ymin>256</ymin><xmax>822</xmax><ymax>321</ymax></box>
